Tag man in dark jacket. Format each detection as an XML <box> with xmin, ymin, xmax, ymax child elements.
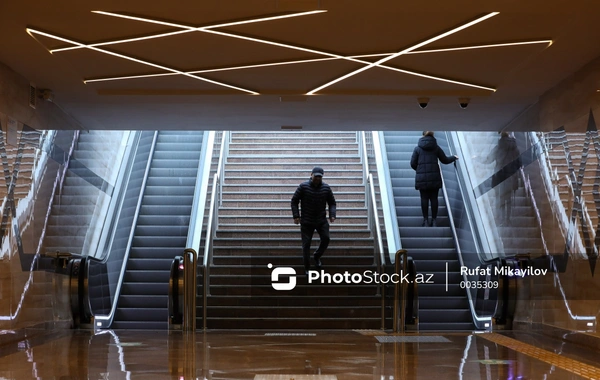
<box><xmin>291</xmin><ymin>166</ymin><xmax>336</xmax><ymax>272</ymax></box>
<box><xmin>410</xmin><ymin>131</ymin><xmax>458</xmax><ymax>227</ymax></box>
<box><xmin>486</xmin><ymin>131</ymin><xmax>522</xmax><ymax>225</ymax></box>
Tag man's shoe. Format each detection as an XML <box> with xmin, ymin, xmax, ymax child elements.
<box><xmin>421</xmin><ymin>219</ymin><xmax>428</xmax><ymax>227</ymax></box>
<box><xmin>430</xmin><ymin>219</ymin><xmax>437</xmax><ymax>227</ymax></box>
<box><xmin>314</xmin><ymin>256</ymin><xmax>322</xmax><ymax>269</ymax></box>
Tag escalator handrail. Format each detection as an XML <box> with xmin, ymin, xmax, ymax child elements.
<box><xmin>202</xmin><ymin>131</ymin><xmax>229</xmax><ymax>330</ymax></box>
<box><xmin>445</xmin><ymin>132</ymin><xmax>495</xmax><ymax>255</ymax></box>
<box><xmin>442</xmin><ymin>131</ymin><xmax>493</xmax><ymax>330</ymax></box>
<box><xmin>94</xmin><ymin>131</ymin><xmax>159</xmax><ymax>328</ymax></box>
<box><xmin>92</xmin><ymin>131</ymin><xmax>139</xmax><ymax>261</ymax></box>
<box><xmin>373</xmin><ymin>131</ymin><xmax>402</xmax><ymax>255</ymax></box>
<box><xmin>186</xmin><ymin>131</ymin><xmax>216</xmax><ymax>253</ymax></box>
<box><xmin>360</xmin><ymin>132</ymin><xmax>385</xmax><ymax>268</ymax></box>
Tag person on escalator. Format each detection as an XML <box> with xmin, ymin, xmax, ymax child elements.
<box><xmin>486</xmin><ymin>131</ymin><xmax>522</xmax><ymax>226</ymax></box>
<box><xmin>291</xmin><ymin>166</ymin><xmax>336</xmax><ymax>273</ymax></box>
<box><xmin>410</xmin><ymin>131</ymin><xmax>458</xmax><ymax>227</ymax></box>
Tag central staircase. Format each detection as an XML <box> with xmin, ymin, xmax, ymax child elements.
<box><xmin>205</xmin><ymin>131</ymin><xmax>384</xmax><ymax>329</ymax></box>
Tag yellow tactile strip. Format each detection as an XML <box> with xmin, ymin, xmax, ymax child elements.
<box><xmin>480</xmin><ymin>333</ymin><xmax>600</xmax><ymax>380</ymax></box>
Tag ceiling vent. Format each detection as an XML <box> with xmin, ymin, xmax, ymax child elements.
<box><xmin>29</xmin><ymin>83</ymin><xmax>36</xmax><ymax>109</ymax></box>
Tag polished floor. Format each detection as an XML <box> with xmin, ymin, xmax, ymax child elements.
<box><xmin>1</xmin><ymin>329</ymin><xmax>600</xmax><ymax>379</ymax></box>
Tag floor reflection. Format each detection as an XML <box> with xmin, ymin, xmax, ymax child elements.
<box><xmin>0</xmin><ymin>330</ymin><xmax>598</xmax><ymax>379</ymax></box>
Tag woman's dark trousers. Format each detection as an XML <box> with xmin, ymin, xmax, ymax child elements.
<box><xmin>419</xmin><ymin>189</ymin><xmax>439</xmax><ymax>219</ymax></box>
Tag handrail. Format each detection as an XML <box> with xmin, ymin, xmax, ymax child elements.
<box><xmin>92</xmin><ymin>131</ymin><xmax>138</xmax><ymax>260</ymax></box>
<box><xmin>359</xmin><ymin>131</ymin><xmax>369</xmax><ymax>206</ymax></box>
<box><xmin>168</xmin><ymin>255</ymin><xmax>184</xmax><ymax>328</ymax></box>
<box><xmin>373</xmin><ymin>131</ymin><xmax>402</xmax><ymax>256</ymax></box>
<box><xmin>202</xmin><ymin>131</ymin><xmax>230</xmax><ymax>330</ymax></box>
<box><xmin>393</xmin><ymin>249</ymin><xmax>408</xmax><ymax>333</ymax></box>
<box><xmin>359</xmin><ymin>132</ymin><xmax>385</xmax><ymax>267</ymax></box>
<box><xmin>94</xmin><ymin>131</ymin><xmax>159</xmax><ymax>328</ymax></box>
<box><xmin>368</xmin><ymin>174</ymin><xmax>385</xmax><ymax>269</ymax></box>
<box><xmin>359</xmin><ymin>131</ymin><xmax>387</xmax><ymax>329</ymax></box>
<box><xmin>439</xmin><ymin>162</ymin><xmax>462</xmax><ymax>255</ymax></box>
<box><xmin>186</xmin><ymin>131</ymin><xmax>216</xmax><ymax>252</ymax></box>
<box><xmin>443</xmin><ymin>131</ymin><xmax>493</xmax><ymax>330</ymax></box>
<box><xmin>182</xmin><ymin>248</ymin><xmax>197</xmax><ymax>332</ymax></box>
<box><xmin>519</xmin><ymin>167</ymin><xmax>550</xmax><ymax>255</ymax></box>
<box><xmin>448</xmin><ymin>132</ymin><xmax>495</xmax><ymax>255</ymax></box>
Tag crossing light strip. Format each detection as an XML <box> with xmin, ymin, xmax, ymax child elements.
<box><xmin>80</xmin><ymin>10</ymin><xmax>500</xmax><ymax>92</ymax></box>
<box><xmin>28</xmin><ymin>10</ymin><xmax>553</xmax><ymax>94</ymax></box>
<box><xmin>82</xmin><ymin>39</ymin><xmax>553</xmax><ymax>84</ymax></box>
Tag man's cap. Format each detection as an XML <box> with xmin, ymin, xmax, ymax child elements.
<box><xmin>311</xmin><ymin>166</ymin><xmax>324</xmax><ymax>177</ymax></box>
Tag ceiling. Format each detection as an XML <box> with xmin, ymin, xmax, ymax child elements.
<box><xmin>1</xmin><ymin>0</ymin><xmax>599</xmax><ymax>131</ymax></box>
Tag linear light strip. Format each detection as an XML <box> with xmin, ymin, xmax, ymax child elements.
<box><xmin>26</xmin><ymin>28</ymin><xmax>259</xmax><ymax>94</ymax></box>
<box><xmin>52</xmin><ymin>30</ymin><xmax>193</xmax><ymax>52</ymax></box>
<box><xmin>203</xmin><ymin>29</ymin><xmax>497</xmax><ymax>91</ymax></box>
<box><xmin>307</xmin><ymin>12</ymin><xmax>499</xmax><ymax>94</ymax></box>
<box><xmin>411</xmin><ymin>40</ymin><xmax>552</xmax><ymax>54</ymax></box>
<box><xmin>52</xmin><ymin>10</ymin><xmax>326</xmax><ymax>53</ymax></box>
<box><xmin>84</xmin><ymin>40</ymin><xmax>551</xmax><ymax>85</ymax></box>
<box><xmin>50</xmin><ymin>10</ymin><xmax>327</xmax><ymax>53</ymax></box>
<box><xmin>94</xmin><ymin>11</ymin><xmax>498</xmax><ymax>91</ymax></box>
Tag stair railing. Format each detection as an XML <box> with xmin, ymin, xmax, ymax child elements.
<box><xmin>518</xmin><ymin>167</ymin><xmax>550</xmax><ymax>255</ymax></box>
<box><xmin>360</xmin><ymin>132</ymin><xmax>385</xmax><ymax>266</ymax></box>
<box><xmin>359</xmin><ymin>131</ymin><xmax>387</xmax><ymax>328</ymax></box>
<box><xmin>202</xmin><ymin>131</ymin><xmax>230</xmax><ymax>330</ymax></box>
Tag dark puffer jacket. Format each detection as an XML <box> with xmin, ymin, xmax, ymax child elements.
<box><xmin>410</xmin><ymin>135</ymin><xmax>456</xmax><ymax>190</ymax></box>
<box><xmin>291</xmin><ymin>180</ymin><xmax>336</xmax><ymax>225</ymax></box>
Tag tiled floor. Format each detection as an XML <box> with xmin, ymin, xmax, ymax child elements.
<box><xmin>0</xmin><ymin>329</ymin><xmax>599</xmax><ymax>379</ymax></box>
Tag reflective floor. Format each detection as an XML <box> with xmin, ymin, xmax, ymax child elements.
<box><xmin>1</xmin><ymin>329</ymin><xmax>600</xmax><ymax>379</ymax></box>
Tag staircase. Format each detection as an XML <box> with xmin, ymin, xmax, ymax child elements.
<box><xmin>43</xmin><ymin>131</ymin><xmax>125</xmax><ymax>254</ymax></box>
<box><xmin>543</xmin><ymin>130</ymin><xmax>598</xmax><ymax>252</ymax></box>
<box><xmin>383</xmin><ymin>131</ymin><xmax>473</xmax><ymax>331</ymax></box>
<box><xmin>480</xmin><ymin>133</ymin><xmax>545</xmax><ymax>255</ymax></box>
<box><xmin>205</xmin><ymin>131</ymin><xmax>383</xmax><ymax>329</ymax></box>
<box><xmin>112</xmin><ymin>131</ymin><xmax>205</xmax><ymax>329</ymax></box>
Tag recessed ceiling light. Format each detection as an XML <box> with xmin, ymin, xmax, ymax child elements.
<box><xmin>306</xmin><ymin>12</ymin><xmax>499</xmax><ymax>95</ymax></box>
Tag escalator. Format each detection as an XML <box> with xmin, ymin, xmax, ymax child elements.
<box><xmin>111</xmin><ymin>131</ymin><xmax>205</xmax><ymax>329</ymax></box>
<box><xmin>383</xmin><ymin>131</ymin><xmax>474</xmax><ymax>331</ymax></box>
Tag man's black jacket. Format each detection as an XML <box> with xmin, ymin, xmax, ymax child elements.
<box><xmin>291</xmin><ymin>180</ymin><xmax>336</xmax><ymax>225</ymax></box>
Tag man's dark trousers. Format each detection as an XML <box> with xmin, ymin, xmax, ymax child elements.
<box><xmin>301</xmin><ymin>221</ymin><xmax>330</xmax><ymax>269</ymax></box>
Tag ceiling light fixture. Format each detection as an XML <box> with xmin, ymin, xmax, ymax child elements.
<box><xmin>306</xmin><ymin>12</ymin><xmax>499</xmax><ymax>95</ymax></box>
<box><xmin>27</xmin><ymin>28</ymin><xmax>259</xmax><ymax>95</ymax></box>
<box><xmin>410</xmin><ymin>40</ymin><xmax>552</xmax><ymax>54</ymax></box>
<box><xmin>84</xmin><ymin>40</ymin><xmax>550</xmax><ymax>89</ymax></box>
<box><xmin>89</xmin><ymin>11</ymin><xmax>498</xmax><ymax>91</ymax></box>
<box><xmin>51</xmin><ymin>10</ymin><xmax>327</xmax><ymax>53</ymax></box>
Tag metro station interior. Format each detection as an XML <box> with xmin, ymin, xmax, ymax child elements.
<box><xmin>1</xmin><ymin>1</ymin><xmax>600</xmax><ymax>379</ymax></box>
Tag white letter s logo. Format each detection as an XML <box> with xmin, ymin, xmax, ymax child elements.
<box><xmin>269</xmin><ymin>264</ymin><xmax>297</xmax><ymax>290</ymax></box>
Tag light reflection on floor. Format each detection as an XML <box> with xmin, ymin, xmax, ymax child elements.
<box><xmin>0</xmin><ymin>329</ymin><xmax>599</xmax><ymax>379</ymax></box>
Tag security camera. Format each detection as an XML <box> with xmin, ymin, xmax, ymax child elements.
<box><xmin>417</xmin><ymin>97</ymin><xmax>429</xmax><ymax>109</ymax></box>
<box><xmin>458</xmin><ymin>97</ymin><xmax>470</xmax><ymax>109</ymax></box>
